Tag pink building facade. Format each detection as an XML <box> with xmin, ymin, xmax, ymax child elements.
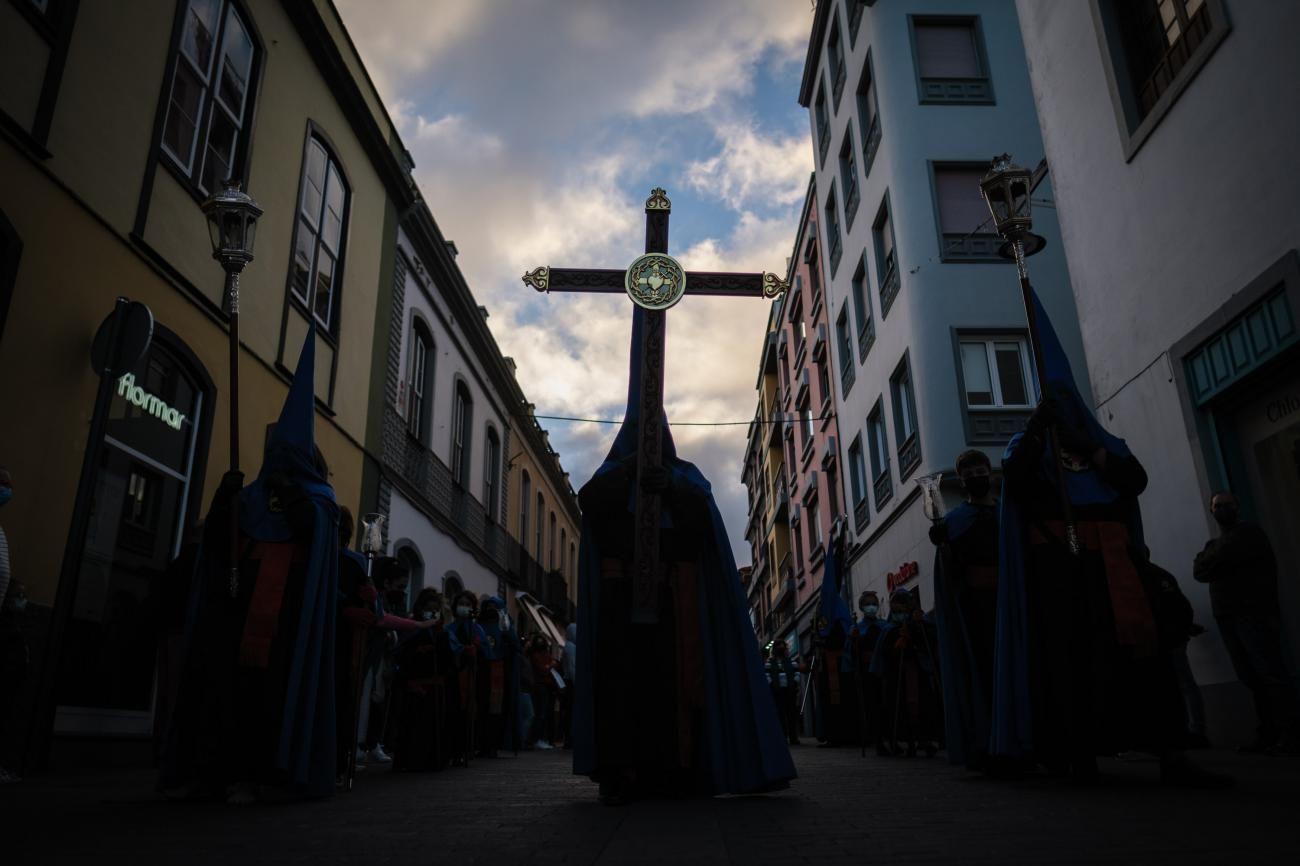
<box><xmin>743</xmin><ymin>175</ymin><xmax>847</xmax><ymax>663</ymax></box>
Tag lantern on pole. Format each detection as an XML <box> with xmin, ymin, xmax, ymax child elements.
<box><xmin>201</xmin><ymin>180</ymin><xmax>264</xmax><ymax>595</ymax></box>
<box><xmin>978</xmin><ymin>155</ymin><xmax>1078</xmax><ymax>556</ymax></box>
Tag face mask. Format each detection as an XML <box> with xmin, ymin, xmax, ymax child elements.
<box><xmin>891</xmin><ymin>612</ymin><xmax>907</xmax><ymax>623</ymax></box>
<box><xmin>455</xmin><ymin>605</ymin><xmax>471</xmax><ymax>618</ymax></box>
<box><xmin>962</xmin><ymin>476</ymin><xmax>991</xmax><ymax>500</ymax></box>
<box><xmin>0</xmin><ymin>487</ymin><xmax>11</xmax><ymax>508</ymax></box>
<box><xmin>419</xmin><ymin>610</ymin><xmax>434</xmax><ymax>621</ymax></box>
<box><xmin>862</xmin><ymin>604</ymin><xmax>879</xmax><ymax>616</ymax></box>
<box><xmin>1212</xmin><ymin>506</ymin><xmax>1238</xmax><ymax>527</ymax></box>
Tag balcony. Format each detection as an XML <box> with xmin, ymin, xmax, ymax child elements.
<box><xmin>920</xmin><ymin>76</ymin><xmax>992</xmax><ymax>105</ymax></box>
<box><xmin>897</xmin><ymin>433</ymin><xmax>921</xmax><ymax>482</ymax></box>
<box><xmin>857</xmin><ymin>314</ymin><xmax>875</xmax><ymax>363</ymax></box>
<box><xmin>811</xmin><ymin>323</ymin><xmax>828</xmax><ymax>362</ymax></box>
<box><xmin>873</xmin><ymin>468</ymin><xmax>893</xmax><ymax>510</ymax></box>
<box><xmin>795</xmin><ymin>367</ymin><xmax>810</xmax><ymax>407</ymax></box>
<box><xmin>941</xmin><ymin>232</ymin><xmax>1004</xmax><ymax>262</ymax></box>
<box><xmin>854</xmin><ymin>497</ymin><xmax>870</xmax><ymax>533</ymax></box>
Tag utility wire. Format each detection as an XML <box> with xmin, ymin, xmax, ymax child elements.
<box><xmin>532</xmin><ymin>412</ymin><xmax>836</xmax><ymax>428</ymax></box>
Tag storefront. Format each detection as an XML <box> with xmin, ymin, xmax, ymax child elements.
<box><xmin>52</xmin><ymin>327</ymin><xmax>213</xmax><ymax>738</ymax></box>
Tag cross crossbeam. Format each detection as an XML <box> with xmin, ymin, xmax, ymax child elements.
<box><xmin>523</xmin><ymin>267</ymin><xmax>789</xmax><ymax>299</ymax></box>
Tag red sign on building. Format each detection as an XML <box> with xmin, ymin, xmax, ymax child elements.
<box><xmin>886</xmin><ymin>561</ymin><xmax>920</xmax><ymax>593</ymax></box>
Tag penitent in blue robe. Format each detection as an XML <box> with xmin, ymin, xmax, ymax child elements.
<box><xmin>572</xmin><ymin>307</ymin><xmax>795</xmax><ymax>796</ymax></box>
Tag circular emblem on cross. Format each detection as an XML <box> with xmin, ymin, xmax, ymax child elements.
<box><xmin>624</xmin><ymin>253</ymin><xmax>686</xmax><ymax>310</ymax></box>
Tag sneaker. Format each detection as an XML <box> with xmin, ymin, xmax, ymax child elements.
<box><xmin>355</xmin><ymin>746</ymin><xmax>368</xmax><ymax>765</ymax></box>
<box><xmin>367</xmin><ymin>746</ymin><xmax>393</xmax><ymax>764</ymax></box>
<box><xmin>535</xmin><ymin>740</ymin><xmax>554</xmax><ymax>750</ymax></box>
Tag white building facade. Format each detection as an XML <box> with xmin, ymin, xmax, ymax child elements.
<box><xmin>1015</xmin><ymin>0</ymin><xmax>1300</xmax><ymax>737</ymax></box>
<box><xmin>799</xmin><ymin>0</ymin><xmax>1088</xmax><ymax>608</ymax></box>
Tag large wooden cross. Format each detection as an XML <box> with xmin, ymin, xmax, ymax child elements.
<box><xmin>523</xmin><ymin>187</ymin><xmax>789</xmax><ymax>624</ymax></box>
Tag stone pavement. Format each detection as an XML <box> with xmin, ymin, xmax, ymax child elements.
<box><xmin>4</xmin><ymin>745</ymin><xmax>1298</xmax><ymax>865</ymax></box>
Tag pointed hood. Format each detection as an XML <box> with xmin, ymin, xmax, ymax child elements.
<box><xmin>261</xmin><ymin>320</ymin><xmax>325</xmax><ymax>487</ymax></box>
<box><xmin>817</xmin><ymin>538</ymin><xmax>852</xmax><ymax>636</ymax></box>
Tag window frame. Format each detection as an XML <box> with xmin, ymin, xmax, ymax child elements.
<box><xmin>484</xmin><ymin>425</ymin><xmax>501</xmax><ymax>521</ymax></box>
<box><xmin>838</xmin><ymin>128</ymin><xmax>860</xmax><ymax>232</ymax></box>
<box><xmin>814</xmin><ymin>76</ymin><xmax>831</xmax><ymax>165</ymax></box>
<box><xmin>156</xmin><ymin>0</ymin><xmax>264</xmax><ymax>202</ymax></box>
<box><xmin>285</xmin><ymin>123</ymin><xmax>352</xmax><ymax>339</ymax></box>
<box><xmin>908</xmin><ymin>14</ymin><xmax>995</xmax><ymax>105</ymax></box>
<box><xmin>450</xmin><ymin>380</ymin><xmax>473</xmax><ymax>489</ymax></box>
<box><xmin>827</xmin><ymin>11</ymin><xmax>847</xmax><ymax>112</ymax></box>
<box><xmin>867</xmin><ymin>397</ymin><xmax>893</xmax><ymax>509</ymax></box>
<box><xmin>873</xmin><ymin>191</ymin><xmax>901</xmax><ymax>318</ymax></box>
<box><xmin>1090</xmin><ymin>0</ymin><xmax>1230</xmax><ymax>162</ymax></box>
<box><xmin>855</xmin><ymin>49</ymin><xmax>883</xmax><ymax>180</ymax></box>
<box><xmin>835</xmin><ymin>303</ymin><xmax>855</xmax><ymax>398</ymax></box>
<box><xmin>889</xmin><ymin>352</ymin><xmax>922</xmax><ymax>482</ymax></box>
<box><xmin>406</xmin><ymin>315</ymin><xmax>434</xmax><ymax>444</ymax></box>
<box><xmin>848</xmin><ymin>433</ymin><xmax>870</xmax><ymax>532</ymax></box>
<box><xmin>929</xmin><ymin>161</ymin><xmax>1004</xmax><ymax>263</ymax></box>
<box><xmin>952</xmin><ymin>328</ymin><xmax>1038</xmax><ymax>446</ymax></box>
<box><xmin>519</xmin><ymin>470</ymin><xmax>531</xmax><ymax>543</ymax></box>
<box><xmin>847</xmin><ymin>0</ymin><xmax>865</xmax><ymax>47</ymax></box>
<box><xmin>824</xmin><ymin>180</ymin><xmax>842</xmax><ymax>277</ymax></box>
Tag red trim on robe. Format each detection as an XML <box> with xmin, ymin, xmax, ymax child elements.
<box><xmin>238</xmin><ymin>542</ymin><xmax>304</xmax><ymax>669</ymax></box>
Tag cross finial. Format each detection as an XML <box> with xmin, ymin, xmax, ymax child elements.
<box><xmin>645</xmin><ymin>187</ymin><xmax>671</xmax><ymax>212</ymax></box>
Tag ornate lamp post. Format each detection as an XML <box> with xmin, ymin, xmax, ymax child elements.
<box><xmin>979</xmin><ymin>155</ymin><xmax>1078</xmax><ymax>555</ymax></box>
<box><xmin>201</xmin><ymin>180</ymin><xmax>263</xmax><ymax>593</ymax></box>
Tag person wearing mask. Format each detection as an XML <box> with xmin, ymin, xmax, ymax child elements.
<box><xmin>931</xmin><ymin>449</ymin><xmax>1000</xmax><ymax>771</ymax></box>
<box><xmin>392</xmin><ymin>589</ymin><xmax>453</xmax><ymax>770</ymax></box>
<box><xmin>1194</xmin><ymin>492</ymin><xmax>1300</xmax><ymax>754</ymax></box>
<box><xmin>766</xmin><ymin>639</ymin><xmax>799</xmax><ymax>745</ymax></box>
<box><xmin>358</xmin><ymin>558</ymin><xmax>413</xmax><ymax>766</ymax></box>
<box><xmin>528</xmin><ymin>634</ymin><xmax>557</xmax><ymax>750</ymax></box>
<box><xmin>851</xmin><ymin>591</ymin><xmax>887</xmax><ymax>756</ymax></box>
<box><xmin>871</xmin><ymin>589</ymin><xmax>941</xmax><ymax>758</ymax></box>
<box><xmin>992</xmin><ymin>296</ymin><xmax>1227</xmax><ymax>788</ymax></box>
<box><xmin>475</xmin><ymin>595</ymin><xmax>520</xmax><ymax>758</ymax></box>
<box><xmin>446</xmin><ymin>591</ymin><xmax>485</xmax><ymax>767</ymax></box>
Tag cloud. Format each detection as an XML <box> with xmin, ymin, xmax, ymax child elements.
<box><xmin>685</xmin><ymin>123</ymin><xmax>812</xmax><ymax>212</ymax></box>
<box><xmin>334</xmin><ymin>0</ymin><xmax>815</xmax><ymax>562</ymax></box>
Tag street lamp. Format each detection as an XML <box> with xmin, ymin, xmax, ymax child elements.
<box><xmin>978</xmin><ymin>155</ymin><xmax>1079</xmax><ymax>556</ymax></box>
<box><xmin>201</xmin><ymin>180</ymin><xmax>263</xmax><ymax>595</ymax></box>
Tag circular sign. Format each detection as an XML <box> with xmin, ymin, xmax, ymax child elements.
<box><xmin>624</xmin><ymin>253</ymin><xmax>686</xmax><ymax>311</ymax></box>
<box><xmin>90</xmin><ymin>299</ymin><xmax>155</xmax><ymax>377</ymax></box>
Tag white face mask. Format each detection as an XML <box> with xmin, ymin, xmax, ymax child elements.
<box><xmin>455</xmin><ymin>606</ymin><xmax>471</xmax><ymax>618</ymax></box>
<box><xmin>419</xmin><ymin>610</ymin><xmax>435</xmax><ymax>621</ymax></box>
<box><xmin>862</xmin><ymin>605</ymin><xmax>879</xmax><ymax>617</ymax></box>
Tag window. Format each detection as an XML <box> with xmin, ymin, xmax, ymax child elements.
<box><xmin>814</xmin><ymin>79</ymin><xmax>830</xmax><ymax>164</ymax></box>
<box><xmin>856</xmin><ymin>51</ymin><xmax>882</xmax><ymax>178</ymax></box>
<box><xmin>816</xmin><ymin>355</ymin><xmax>831</xmax><ymax>409</ymax></box>
<box><xmin>836</xmin><ymin>304</ymin><xmax>855</xmax><ymax>397</ymax></box>
<box><xmin>791</xmin><ymin>519</ymin><xmax>805</xmax><ymax>573</ymax></box>
<box><xmin>933</xmin><ymin>163</ymin><xmax>1001</xmax><ymax>261</ymax></box>
<box><xmin>484</xmin><ymin>427</ymin><xmax>501</xmax><ymax>520</ymax></box>
<box><xmin>910</xmin><ymin>16</ymin><xmax>993</xmax><ymax>104</ymax></box>
<box><xmin>549</xmin><ymin>512</ymin><xmax>557</xmax><ymax>571</ymax></box>
<box><xmin>848</xmin><ymin>0</ymin><xmax>865</xmax><ymax>46</ymax></box>
<box><xmin>956</xmin><ymin>333</ymin><xmax>1037</xmax><ymax>444</ymax></box>
<box><xmin>828</xmin><ymin>14</ymin><xmax>847</xmax><ymax>110</ymax></box>
<box><xmin>848</xmin><ymin>434</ymin><xmax>869</xmax><ymax>530</ymax></box>
<box><xmin>873</xmin><ymin>193</ymin><xmax>900</xmax><ymax>317</ymax></box>
<box><xmin>560</xmin><ymin>528</ymin><xmax>567</xmax><ymax>576</ymax></box>
<box><xmin>160</xmin><ymin>0</ymin><xmax>259</xmax><ymax>194</ymax></box>
<box><xmin>570</xmin><ymin>541</ymin><xmax>577</xmax><ymax>581</ymax></box>
<box><xmin>406</xmin><ymin>318</ymin><xmax>433</xmax><ymax>442</ymax></box>
<box><xmin>801</xmin><ymin>406</ymin><xmax>814</xmax><ymax>449</ymax></box>
<box><xmin>839</xmin><ymin>131</ymin><xmax>860</xmax><ymax>231</ymax></box>
<box><xmin>450</xmin><ymin>382</ymin><xmax>472</xmax><ymax>487</ymax></box>
<box><xmin>868</xmin><ymin>399</ymin><xmax>892</xmax><ymax>509</ymax></box>
<box><xmin>807</xmin><ymin>254</ymin><xmax>823</xmax><ymax>309</ymax></box>
<box><xmin>290</xmin><ymin>134</ymin><xmax>350</xmax><ymax>331</ymax></box>
<box><xmin>890</xmin><ymin>354</ymin><xmax>921</xmax><ymax>481</ymax></box>
<box><xmin>960</xmin><ymin>336</ymin><xmax>1033</xmax><ymax>409</ymax></box>
<box><xmin>808</xmin><ymin>497</ymin><xmax>823</xmax><ymax>556</ymax></box>
<box><xmin>824</xmin><ymin>183</ymin><xmax>842</xmax><ymax>278</ymax></box>
<box><xmin>850</xmin><ymin>254</ymin><xmax>875</xmax><ymax>363</ymax></box>
<box><xmin>535</xmin><ymin>492</ymin><xmax>544</xmax><ymax>561</ymax></box>
<box><xmin>1094</xmin><ymin>0</ymin><xmax>1228</xmax><ymax>159</ymax></box>
<box><xmin>520</xmin><ymin>471</ymin><xmax>531</xmax><ymax>542</ymax></box>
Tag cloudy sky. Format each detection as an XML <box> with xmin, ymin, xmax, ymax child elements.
<box><xmin>336</xmin><ymin>0</ymin><xmax>816</xmax><ymax>561</ymax></box>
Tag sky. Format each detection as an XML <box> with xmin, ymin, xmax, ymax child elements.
<box><xmin>335</xmin><ymin>0</ymin><xmax>817</xmax><ymax>562</ymax></box>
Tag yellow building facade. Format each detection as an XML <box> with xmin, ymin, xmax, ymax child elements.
<box><xmin>0</xmin><ymin>0</ymin><xmax>412</xmax><ymax>765</ymax></box>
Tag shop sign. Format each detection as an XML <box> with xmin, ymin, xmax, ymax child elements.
<box><xmin>1265</xmin><ymin>392</ymin><xmax>1300</xmax><ymax>425</ymax></box>
<box><xmin>886</xmin><ymin>560</ymin><xmax>920</xmax><ymax>593</ymax></box>
<box><xmin>116</xmin><ymin>373</ymin><xmax>188</xmax><ymax>431</ymax></box>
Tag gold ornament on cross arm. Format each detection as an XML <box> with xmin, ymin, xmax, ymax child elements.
<box><xmin>523</xmin><ymin>266</ymin><xmax>550</xmax><ymax>292</ymax></box>
<box><xmin>762</xmin><ymin>272</ymin><xmax>791</xmax><ymax>298</ymax></box>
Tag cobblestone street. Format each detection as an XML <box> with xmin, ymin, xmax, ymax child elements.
<box><xmin>6</xmin><ymin>745</ymin><xmax>1298</xmax><ymax>865</ymax></box>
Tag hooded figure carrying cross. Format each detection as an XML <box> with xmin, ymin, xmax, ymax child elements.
<box><xmin>527</xmin><ymin>188</ymin><xmax>796</xmax><ymax>804</ymax></box>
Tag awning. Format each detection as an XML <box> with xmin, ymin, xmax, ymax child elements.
<box><xmin>517</xmin><ymin>592</ymin><xmax>567</xmax><ymax>648</ymax></box>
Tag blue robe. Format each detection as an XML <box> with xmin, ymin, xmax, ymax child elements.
<box><xmin>572</xmin><ymin>307</ymin><xmax>795</xmax><ymax>795</ymax></box>
<box><xmin>162</xmin><ymin>323</ymin><xmax>339</xmax><ymax>798</ymax></box>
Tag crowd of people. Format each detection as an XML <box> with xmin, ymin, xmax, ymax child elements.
<box><xmin>776</xmin><ymin>298</ymin><xmax>1300</xmax><ymax>787</ymax></box>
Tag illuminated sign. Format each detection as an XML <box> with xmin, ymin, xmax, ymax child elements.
<box><xmin>886</xmin><ymin>561</ymin><xmax>920</xmax><ymax>593</ymax></box>
<box><xmin>117</xmin><ymin>373</ymin><xmax>187</xmax><ymax>431</ymax></box>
